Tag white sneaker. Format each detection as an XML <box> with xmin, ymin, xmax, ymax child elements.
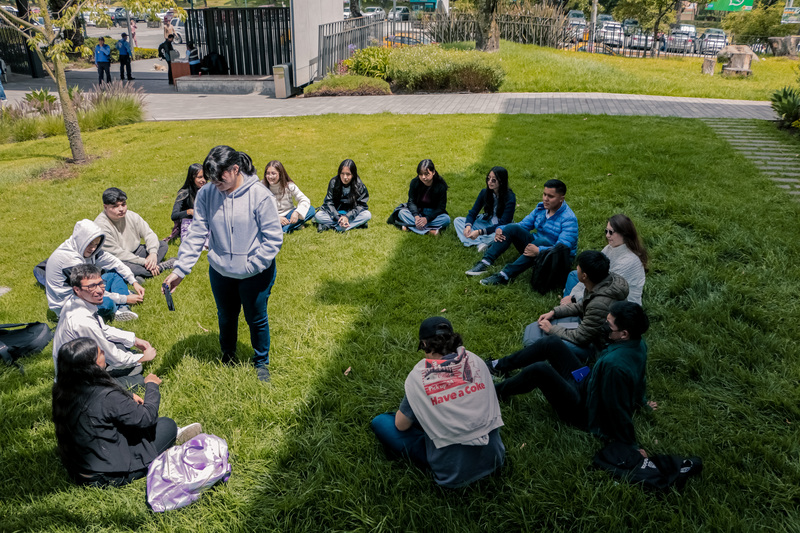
<box><xmin>114</xmin><ymin>306</ymin><xmax>139</xmax><ymax>322</ymax></box>
<box><xmin>176</xmin><ymin>422</ymin><xmax>203</xmax><ymax>445</ymax></box>
<box><xmin>477</xmin><ymin>243</ymin><xmax>489</xmax><ymax>253</ymax></box>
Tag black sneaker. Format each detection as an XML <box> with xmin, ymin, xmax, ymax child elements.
<box><xmin>256</xmin><ymin>366</ymin><xmax>271</xmax><ymax>383</ymax></box>
<box><xmin>465</xmin><ymin>261</ymin><xmax>490</xmax><ymax>276</ymax></box>
<box><xmin>221</xmin><ymin>352</ymin><xmax>236</xmax><ymax>366</ymax></box>
<box><xmin>157</xmin><ymin>257</ymin><xmax>176</xmax><ymax>272</ymax></box>
<box><xmin>317</xmin><ymin>224</ymin><xmax>331</xmax><ymax>233</ymax></box>
<box><xmin>480</xmin><ymin>273</ymin><xmax>509</xmax><ymax>286</ymax></box>
<box><xmin>484</xmin><ymin>357</ymin><xmax>510</xmax><ymax>378</ymax></box>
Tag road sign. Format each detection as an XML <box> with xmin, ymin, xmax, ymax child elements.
<box><xmin>706</xmin><ymin>0</ymin><xmax>753</xmax><ymax>11</ymax></box>
<box><xmin>781</xmin><ymin>7</ymin><xmax>800</xmax><ymax>24</ymax></box>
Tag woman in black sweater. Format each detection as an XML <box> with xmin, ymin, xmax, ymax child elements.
<box><xmin>167</xmin><ymin>163</ymin><xmax>206</xmax><ymax>242</ymax></box>
<box><xmin>52</xmin><ymin>338</ymin><xmax>198</xmax><ymax>487</ymax></box>
<box><xmin>391</xmin><ymin>159</ymin><xmax>450</xmax><ymax>235</ymax></box>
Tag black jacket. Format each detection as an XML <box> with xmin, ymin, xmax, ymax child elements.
<box><xmin>320</xmin><ymin>177</ymin><xmax>369</xmax><ymax>220</ymax></box>
<box><xmin>407</xmin><ymin>177</ymin><xmax>448</xmax><ymax>219</ymax></box>
<box><xmin>158</xmin><ymin>40</ymin><xmax>174</xmax><ymax>62</ymax></box>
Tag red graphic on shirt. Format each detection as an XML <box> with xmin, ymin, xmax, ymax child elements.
<box><xmin>421</xmin><ymin>351</ymin><xmax>474</xmax><ymax>396</ymax></box>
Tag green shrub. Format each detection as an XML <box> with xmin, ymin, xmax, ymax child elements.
<box><xmin>81</xmin><ymin>98</ymin><xmax>143</xmax><ymax>130</ymax></box>
<box><xmin>770</xmin><ymin>86</ymin><xmax>800</xmax><ymax>128</ymax></box>
<box><xmin>304</xmin><ymin>75</ymin><xmax>391</xmax><ymax>97</ymax></box>
<box><xmin>343</xmin><ymin>46</ymin><xmax>391</xmax><ymax>79</ymax></box>
<box><xmin>39</xmin><ymin>114</ymin><xmax>66</xmax><ymax>137</ymax></box>
<box><xmin>11</xmin><ymin>117</ymin><xmax>40</xmax><ymax>142</ymax></box>
<box><xmin>387</xmin><ymin>46</ymin><xmax>505</xmax><ymax>92</ymax></box>
<box><xmin>134</xmin><ymin>47</ymin><xmax>159</xmax><ymax>59</ymax></box>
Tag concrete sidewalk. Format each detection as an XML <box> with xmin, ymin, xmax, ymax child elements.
<box><xmin>2</xmin><ymin>64</ymin><xmax>777</xmax><ymax>121</ymax></box>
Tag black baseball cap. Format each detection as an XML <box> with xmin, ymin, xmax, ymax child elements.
<box><xmin>418</xmin><ymin>317</ymin><xmax>453</xmax><ymax>340</ymax></box>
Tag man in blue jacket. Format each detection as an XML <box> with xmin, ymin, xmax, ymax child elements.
<box><xmin>94</xmin><ymin>37</ymin><xmax>112</xmax><ymax>85</ymax></box>
<box><xmin>466</xmin><ymin>178</ymin><xmax>578</xmax><ymax>286</ymax></box>
<box><xmin>115</xmin><ymin>33</ymin><xmax>134</xmax><ymax>81</ymax></box>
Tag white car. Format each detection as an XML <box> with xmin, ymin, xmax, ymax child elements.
<box><xmin>364</xmin><ymin>7</ymin><xmax>386</xmax><ymax>19</ymax></box>
<box><xmin>343</xmin><ymin>9</ymin><xmax>350</xmax><ymax>19</ymax></box>
<box><xmin>388</xmin><ymin>7</ymin><xmax>410</xmax><ymax>21</ymax></box>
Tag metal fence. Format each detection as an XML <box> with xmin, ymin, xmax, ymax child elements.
<box><xmin>317</xmin><ymin>15</ymin><xmax>387</xmax><ymax>78</ymax></box>
<box><xmin>0</xmin><ymin>26</ymin><xmax>44</xmax><ymax>77</ymax></box>
<box><xmin>186</xmin><ymin>7</ymin><xmax>291</xmax><ymax>76</ymax></box>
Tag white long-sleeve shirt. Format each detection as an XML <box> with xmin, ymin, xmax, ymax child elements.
<box><xmin>53</xmin><ymin>295</ymin><xmax>139</xmax><ymax>375</ymax></box>
<box><xmin>570</xmin><ymin>243</ymin><xmax>646</xmax><ymax>305</ymax></box>
<box><xmin>267</xmin><ymin>181</ymin><xmax>311</xmax><ymax>218</ymax></box>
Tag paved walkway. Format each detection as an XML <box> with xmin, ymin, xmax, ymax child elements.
<box><xmin>2</xmin><ymin>61</ymin><xmax>776</xmax><ymax>121</ymax></box>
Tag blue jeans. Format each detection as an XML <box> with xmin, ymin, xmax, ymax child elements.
<box><xmin>97</xmin><ymin>271</ymin><xmax>130</xmax><ymax>321</ymax></box>
<box><xmin>314</xmin><ymin>209</ymin><xmax>371</xmax><ymax>232</ymax></box>
<box><xmin>563</xmin><ymin>270</ymin><xmax>579</xmax><ymax>296</ymax></box>
<box><xmin>482</xmin><ymin>224</ymin><xmax>553</xmax><ymax>280</ymax></box>
<box><xmin>282</xmin><ymin>206</ymin><xmax>316</xmax><ymax>233</ymax></box>
<box><xmin>397</xmin><ymin>208</ymin><xmax>451</xmax><ymax>235</ymax></box>
<box><xmin>208</xmin><ymin>263</ymin><xmax>277</xmax><ymax>367</ymax></box>
<box><xmin>453</xmin><ymin>217</ymin><xmax>496</xmax><ymax>247</ymax></box>
<box><xmin>370</xmin><ymin>413</ymin><xmax>430</xmax><ymax>470</ymax></box>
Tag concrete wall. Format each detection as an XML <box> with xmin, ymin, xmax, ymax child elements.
<box><xmin>291</xmin><ymin>0</ymin><xmax>341</xmax><ymax>87</ymax></box>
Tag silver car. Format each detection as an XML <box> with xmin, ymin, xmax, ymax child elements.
<box><xmin>695</xmin><ymin>29</ymin><xmax>726</xmax><ymax>54</ymax></box>
<box><xmin>364</xmin><ymin>7</ymin><xmax>386</xmax><ymax>20</ymax></box>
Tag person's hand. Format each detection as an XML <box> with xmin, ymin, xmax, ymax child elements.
<box><xmin>494</xmin><ymin>228</ymin><xmax>505</xmax><ymax>242</ymax></box>
<box><xmin>638</xmin><ymin>448</ymin><xmax>648</xmax><ymax>458</ymax></box>
<box><xmin>468</xmin><ymin>228</ymin><xmax>481</xmax><ymax>239</ymax></box>
<box><xmin>279</xmin><ymin>216</ymin><xmax>290</xmax><ymax>226</ymax></box>
<box><xmin>559</xmin><ymin>295</ymin><xmax>572</xmax><ymax>306</ymax></box>
<box><xmin>414</xmin><ymin>216</ymin><xmax>427</xmax><ymax>229</ymax></box>
<box><xmin>523</xmin><ymin>243</ymin><xmax>540</xmax><ymax>257</ymax></box>
<box><xmin>144</xmin><ymin>253</ymin><xmax>160</xmax><ymax>276</ymax></box>
<box><xmin>163</xmin><ymin>272</ymin><xmax>183</xmax><ymax>292</ymax></box>
<box><xmin>648</xmin><ymin>400</ymin><xmax>659</xmax><ymax>411</ymax></box>
<box><xmin>132</xmin><ymin>393</ymin><xmax>144</xmax><ymax>405</ymax></box>
<box><xmin>132</xmin><ymin>282</ymin><xmax>145</xmax><ymax>298</ymax></box>
<box><xmin>539</xmin><ymin>319</ymin><xmax>552</xmax><ymax>333</ymax></box>
<box><xmin>134</xmin><ymin>338</ymin><xmax>152</xmax><ymax>352</ymax></box>
<box><xmin>187</xmin><ymin>209</ymin><xmax>194</xmax><ymax>216</ymax></box>
<box><xmin>538</xmin><ymin>311</ymin><xmax>555</xmax><ymax>323</ymax></box>
<box><xmin>139</xmin><ymin>345</ymin><xmax>156</xmax><ymax>363</ymax></box>
<box><xmin>289</xmin><ymin>211</ymin><xmax>300</xmax><ymax>224</ymax></box>
<box><xmin>338</xmin><ymin>215</ymin><xmax>350</xmax><ymax>228</ymax></box>
<box><xmin>463</xmin><ymin>225</ymin><xmax>472</xmax><ymax>239</ymax></box>
<box><xmin>126</xmin><ymin>293</ymin><xmax>144</xmax><ymax>305</ymax></box>
<box><xmin>143</xmin><ymin>373</ymin><xmax>162</xmax><ymax>386</ymax></box>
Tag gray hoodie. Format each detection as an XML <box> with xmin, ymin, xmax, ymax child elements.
<box><xmin>174</xmin><ymin>174</ymin><xmax>283</xmax><ymax>280</ymax></box>
<box><xmin>45</xmin><ymin>219</ymin><xmax>136</xmax><ymax>316</ymax></box>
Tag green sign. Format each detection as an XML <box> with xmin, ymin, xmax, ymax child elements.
<box><xmin>782</xmin><ymin>7</ymin><xmax>800</xmax><ymax>24</ymax></box>
<box><xmin>706</xmin><ymin>0</ymin><xmax>753</xmax><ymax>11</ymax></box>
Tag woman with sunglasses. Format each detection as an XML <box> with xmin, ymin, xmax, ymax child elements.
<box><xmin>453</xmin><ymin>166</ymin><xmax>516</xmax><ymax>251</ymax></box>
<box><xmin>562</xmin><ymin>214</ymin><xmax>648</xmax><ymax>305</ymax></box>
<box><xmin>164</xmin><ymin>146</ymin><xmax>283</xmax><ymax>383</ymax></box>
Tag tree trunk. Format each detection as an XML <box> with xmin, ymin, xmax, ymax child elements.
<box><xmin>475</xmin><ymin>0</ymin><xmax>499</xmax><ymax>51</ymax></box>
<box><xmin>350</xmin><ymin>0</ymin><xmax>362</xmax><ymax>18</ymax></box>
<box><xmin>648</xmin><ymin>13</ymin><xmax>664</xmax><ymax>58</ymax></box>
<box><xmin>767</xmin><ymin>36</ymin><xmax>800</xmax><ymax>58</ymax></box>
<box><xmin>54</xmin><ymin>58</ymin><xmax>87</xmax><ymax>162</ymax></box>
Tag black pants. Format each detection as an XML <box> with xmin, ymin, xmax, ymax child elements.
<box><xmin>108</xmin><ymin>363</ymin><xmax>145</xmax><ymax>389</ymax></box>
<box><xmin>77</xmin><ymin>417</ymin><xmax>177</xmax><ymax>487</ymax></box>
<box><xmin>189</xmin><ymin>62</ymin><xmax>200</xmax><ymax>76</ymax></box>
<box><xmin>167</xmin><ymin>61</ymin><xmax>173</xmax><ymax>85</ymax></box>
<box><xmin>97</xmin><ymin>61</ymin><xmax>111</xmax><ymax>84</ymax></box>
<box><xmin>122</xmin><ymin>241</ymin><xmax>169</xmax><ymax>279</ymax></box>
<box><xmin>119</xmin><ymin>55</ymin><xmax>132</xmax><ymax>80</ymax></box>
<box><xmin>494</xmin><ymin>336</ymin><xmax>588</xmax><ymax>428</ymax></box>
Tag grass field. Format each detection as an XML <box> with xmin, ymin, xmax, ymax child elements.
<box><xmin>445</xmin><ymin>41</ymin><xmax>799</xmax><ymax>101</ymax></box>
<box><xmin>1</xmin><ymin>114</ymin><xmax>800</xmax><ymax>532</ymax></box>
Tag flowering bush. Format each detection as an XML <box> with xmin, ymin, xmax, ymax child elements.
<box><xmin>387</xmin><ymin>46</ymin><xmax>504</xmax><ymax>92</ymax></box>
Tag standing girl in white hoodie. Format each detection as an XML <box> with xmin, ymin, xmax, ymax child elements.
<box><xmin>262</xmin><ymin>160</ymin><xmax>315</xmax><ymax>233</ymax></box>
<box><xmin>164</xmin><ymin>146</ymin><xmax>283</xmax><ymax>382</ymax></box>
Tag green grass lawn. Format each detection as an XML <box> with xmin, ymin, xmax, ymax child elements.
<box><xmin>446</xmin><ymin>41</ymin><xmax>799</xmax><ymax>101</ymax></box>
<box><xmin>1</xmin><ymin>114</ymin><xmax>800</xmax><ymax>531</ymax></box>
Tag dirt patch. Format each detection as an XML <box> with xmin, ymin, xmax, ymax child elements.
<box><xmin>38</xmin><ymin>155</ymin><xmax>100</xmax><ymax>181</ymax></box>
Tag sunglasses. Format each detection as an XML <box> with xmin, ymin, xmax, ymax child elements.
<box><xmin>605</xmin><ymin>228</ymin><xmax>615</xmax><ymax>235</ymax></box>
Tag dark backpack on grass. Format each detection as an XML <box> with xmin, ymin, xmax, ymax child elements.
<box><xmin>592</xmin><ymin>441</ymin><xmax>703</xmax><ymax>491</ymax></box>
<box><xmin>530</xmin><ymin>243</ymin><xmax>571</xmax><ymax>295</ymax></box>
<box><xmin>0</xmin><ymin>322</ymin><xmax>53</xmax><ymax>374</ymax></box>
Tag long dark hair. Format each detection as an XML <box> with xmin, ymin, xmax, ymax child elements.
<box><xmin>263</xmin><ymin>160</ymin><xmax>294</xmax><ymax>197</ymax></box>
<box><xmin>333</xmin><ymin>159</ymin><xmax>360</xmax><ymax>208</ymax></box>
<box><xmin>608</xmin><ymin>213</ymin><xmax>649</xmax><ymax>272</ymax></box>
<box><xmin>52</xmin><ymin>338</ymin><xmax>130</xmax><ymax>469</ymax></box>
<box><xmin>203</xmin><ymin>145</ymin><xmax>256</xmax><ymax>183</ymax></box>
<box><xmin>180</xmin><ymin>163</ymin><xmax>204</xmax><ymax>202</ymax></box>
<box><xmin>484</xmin><ymin>166</ymin><xmax>509</xmax><ymax>219</ymax></box>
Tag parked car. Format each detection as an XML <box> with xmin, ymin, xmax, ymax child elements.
<box><xmin>596</xmin><ymin>21</ymin><xmax>623</xmax><ymax>47</ymax></box>
<box><xmin>622</xmin><ymin>18</ymin><xmax>639</xmax><ymax>35</ymax></box>
<box><xmin>627</xmin><ymin>31</ymin><xmax>654</xmax><ymax>50</ymax></box>
<box><xmin>388</xmin><ymin>7</ymin><xmax>410</xmax><ymax>21</ymax></box>
<box><xmin>567</xmin><ymin>9</ymin><xmax>585</xmax><ymax>20</ymax></box>
<box><xmin>568</xmin><ymin>20</ymin><xmax>586</xmax><ymax>42</ymax></box>
<box><xmin>678</xmin><ymin>24</ymin><xmax>697</xmax><ymax>38</ymax></box>
<box><xmin>364</xmin><ymin>7</ymin><xmax>386</xmax><ymax>19</ymax></box>
<box><xmin>343</xmin><ymin>9</ymin><xmax>350</xmax><ymax>19</ymax></box>
<box><xmin>661</xmin><ymin>30</ymin><xmax>693</xmax><ymax>53</ymax></box>
<box><xmin>383</xmin><ymin>34</ymin><xmax>426</xmax><ymax>47</ymax></box>
<box><xmin>395</xmin><ymin>31</ymin><xmax>436</xmax><ymax>45</ymax></box>
<box><xmin>695</xmin><ymin>28</ymin><xmax>726</xmax><ymax>54</ymax></box>
<box><xmin>171</xmin><ymin>18</ymin><xmax>185</xmax><ymax>44</ymax></box>
<box><xmin>596</xmin><ymin>14</ymin><xmax>614</xmax><ymax>27</ymax></box>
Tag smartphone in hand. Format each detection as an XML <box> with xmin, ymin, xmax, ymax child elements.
<box><xmin>163</xmin><ymin>283</ymin><xmax>175</xmax><ymax>311</ymax></box>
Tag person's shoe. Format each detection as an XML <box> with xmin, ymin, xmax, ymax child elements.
<box><xmin>175</xmin><ymin>422</ymin><xmax>203</xmax><ymax>445</ymax></box>
<box><xmin>317</xmin><ymin>224</ymin><xmax>331</xmax><ymax>233</ymax></box>
<box><xmin>465</xmin><ymin>261</ymin><xmax>490</xmax><ymax>276</ymax></box>
<box><xmin>114</xmin><ymin>305</ymin><xmax>138</xmax><ymax>322</ymax></box>
<box><xmin>134</xmin><ymin>275</ymin><xmax>146</xmax><ymax>285</ymax></box>
<box><xmin>430</xmin><ymin>229</ymin><xmax>439</xmax><ymax>236</ymax></box>
<box><xmin>477</xmin><ymin>243</ymin><xmax>490</xmax><ymax>253</ymax></box>
<box><xmin>128</xmin><ymin>77</ymin><xmax>136</xmax><ymax>80</ymax></box>
<box><xmin>401</xmin><ymin>225</ymin><xmax>409</xmax><ymax>232</ymax></box>
<box><xmin>484</xmin><ymin>357</ymin><xmax>509</xmax><ymax>378</ymax></box>
<box><xmin>221</xmin><ymin>352</ymin><xmax>236</xmax><ymax>366</ymax></box>
<box><xmin>480</xmin><ymin>273</ymin><xmax>509</xmax><ymax>286</ymax></box>
<box><xmin>256</xmin><ymin>366</ymin><xmax>271</xmax><ymax>383</ymax></box>
<box><xmin>157</xmin><ymin>257</ymin><xmax>176</xmax><ymax>271</ymax></box>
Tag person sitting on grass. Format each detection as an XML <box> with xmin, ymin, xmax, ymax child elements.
<box><xmin>453</xmin><ymin>166</ymin><xmax>516</xmax><ymax>251</ymax></box>
<box><xmin>389</xmin><ymin>159</ymin><xmax>450</xmax><ymax>235</ymax></box>
<box><xmin>53</xmin><ymin>264</ymin><xmax>158</xmax><ymax>389</ymax></box>
<box><xmin>490</xmin><ymin>302</ymin><xmax>657</xmax><ymax>455</ymax></box>
<box><xmin>371</xmin><ymin>317</ymin><xmax>505</xmax><ymax>489</ymax></box>
<box><xmin>314</xmin><ymin>159</ymin><xmax>371</xmax><ymax>232</ymax></box>
<box><xmin>466</xmin><ymin>178</ymin><xmax>578</xmax><ymax>286</ymax></box>
<box><xmin>496</xmin><ymin>250</ymin><xmax>629</xmax><ymax>364</ymax></box>
<box><xmin>95</xmin><ymin>187</ymin><xmax>175</xmax><ymax>280</ymax></box>
<box><xmin>562</xmin><ymin>213</ymin><xmax>648</xmax><ymax>306</ymax></box>
<box><xmin>41</xmin><ymin>219</ymin><xmax>144</xmax><ymax>322</ymax></box>
<box><xmin>263</xmin><ymin>160</ymin><xmax>316</xmax><ymax>234</ymax></box>
<box><xmin>167</xmin><ymin>163</ymin><xmax>207</xmax><ymax>243</ymax></box>
<box><xmin>52</xmin><ymin>337</ymin><xmax>202</xmax><ymax>487</ymax></box>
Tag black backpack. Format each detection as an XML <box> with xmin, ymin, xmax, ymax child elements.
<box><xmin>593</xmin><ymin>441</ymin><xmax>703</xmax><ymax>491</ymax></box>
<box><xmin>0</xmin><ymin>322</ymin><xmax>54</xmax><ymax>374</ymax></box>
<box><xmin>530</xmin><ymin>243</ymin><xmax>572</xmax><ymax>295</ymax></box>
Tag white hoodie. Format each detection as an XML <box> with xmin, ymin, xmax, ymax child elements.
<box><xmin>45</xmin><ymin>219</ymin><xmax>137</xmax><ymax>316</ymax></box>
